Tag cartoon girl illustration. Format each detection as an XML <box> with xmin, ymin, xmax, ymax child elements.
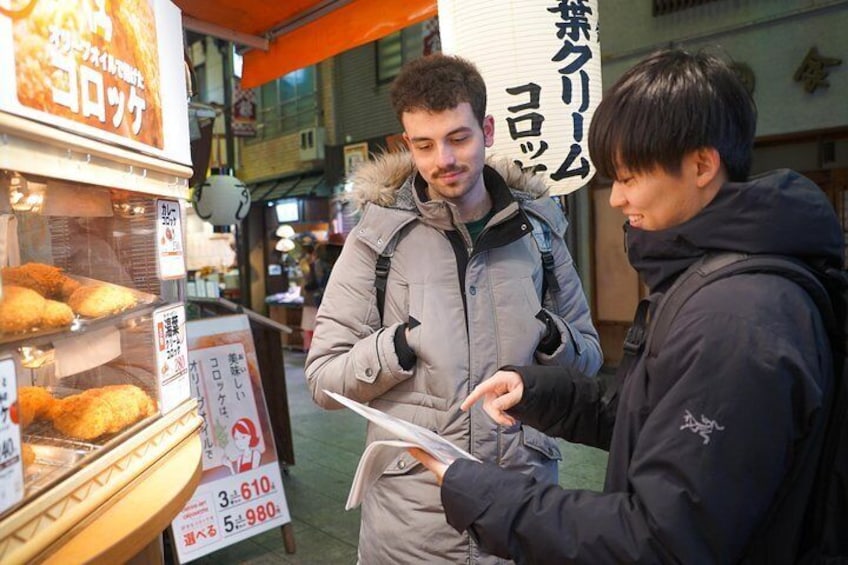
<box><xmin>226</xmin><ymin>417</ymin><xmax>263</xmax><ymax>474</ymax></box>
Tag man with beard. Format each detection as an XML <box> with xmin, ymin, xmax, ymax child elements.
<box><xmin>305</xmin><ymin>53</ymin><xmax>601</xmax><ymax>563</ymax></box>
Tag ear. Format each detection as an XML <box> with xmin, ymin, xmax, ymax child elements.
<box><xmin>482</xmin><ymin>115</ymin><xmax>495</xmax><ymax>148</ymax></box>
<box><xmin>693</xmin><ymin>147</ymin><xmax>724</xmax><ymax>189</ymax></box>
<box><xmin>401</xmin><ymin>132</ymin><xmax>412</xmax><ymax>150</ymax></box>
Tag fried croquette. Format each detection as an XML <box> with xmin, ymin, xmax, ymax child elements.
<box><xmin>0</xmin><ymin>286</ymin><xmax>46</xmax><ymax>333</ymax></box>
<box><xmin>60</xmin><ymin>277</ymin><xmax>82</xmax><ymax>301</ymax></box>
<box><xmin>22</xmin><ymin>443</ymin><xmax>36</xmax><ymax>467</ymax></box>
<box><xmin>68</xmin><ymin>284</ymin><xmax>136</xmax><ymax>318</ymax></box>
<box><xmin>2</xmin><ymin>263</ymin><xmax>68</xmax><ymax>299</ymax></box>
<box><xmin>42</xmin><ymin>299</ymin><xmax>75</xmax><ymax>328</ymax></box>
<box><xmin>49</xmin><ymin>384</ymin><xmax>156</xmax><ymax>440</ymax></box>
<box><xmin>19</xmin><ymin>386</ymin><xmax>55</xmax><ymax>428</ymax></box>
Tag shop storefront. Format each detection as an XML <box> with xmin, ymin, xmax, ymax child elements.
<box><xmin>0</xmin><ymin>0</ymin><xmax>201</xmax><ymax>561</ymax></box>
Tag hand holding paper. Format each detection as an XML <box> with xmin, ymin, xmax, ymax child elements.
<box><xmin>323</xmin><ymin>390</ymin><xmax>479</xmax><ymax>508</ymax></box>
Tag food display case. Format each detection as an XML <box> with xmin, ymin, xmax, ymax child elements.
<box><xmin>0</xmin><ymin>0</ymin><xmax>201</xmax><ymax>562</ymax></box>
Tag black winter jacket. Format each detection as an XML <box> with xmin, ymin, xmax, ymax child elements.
<box><xmin>439</xmin><ymin>170</ymin><xmax>844</xmax><ymax>564</ymax></box>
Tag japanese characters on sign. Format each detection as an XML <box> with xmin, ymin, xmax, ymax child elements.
<box><xmin>0</xmin><ymin>0</ymin><xmax>191</xmax><ymax>165</ymax></box>
<box><xmin>154</xmin><ymin>304</ymin><xmax>190</xmax><ymax>414</ymax></box>
<box><xmin>156</xmin><ymin>199</ymin><xmax>186</xmax><ymax>280</ymax></box>
<box><xmin>0</xmin><ymin>357</ymin><xmax>23</xmax><ymax>515</ymax></box>
<box><xmin>189</xmin><ymin>342</ymin><xmax>263</xmax><ymax>471</ymax></box>
<box><xmin>438</xmin><ymin>0</ymin><xmax>602</xmax><ymax>195</ymax></box>
<box><xmin>9</xmin><ymin>0</ymin><xmax>162</xmax><ymax>146</ymax></box>
<box><xmin>173</xmin><ymin>315</ymin><xmax>290</xmax><ymax>563</ymax></box>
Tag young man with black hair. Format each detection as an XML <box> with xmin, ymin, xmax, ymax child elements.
<box><xmin>305</xmin><ymin>54</ymin><xmax>601</xmax><ymax>563</ymax></box>
<box><xmin>412</xmin><ymin>48</ymin><xmax>843</xmax><ymax>564</ymax></box>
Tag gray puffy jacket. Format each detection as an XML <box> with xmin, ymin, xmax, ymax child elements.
<box><xmin>305</xmin><ymin>152</ymin><xmax>601</xmax><ymax>563</ymax></box>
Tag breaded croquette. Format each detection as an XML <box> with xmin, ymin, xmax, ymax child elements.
<box><xmin>42</xmin><ymin>299</ymin><xmax>75</xmax><ymax>328</ymax></box>
<box><xmin>0</xmin><ymin>286</ymin><xmax>46</xmax><ymax>333</ymax></box>
<box><xmin>68</xmin><ymin>284</ymin><xmax>136</xmax><ymax>317</ymax></box>
<box><xmin>49</xmin><ymin>384</ymin><xmax>156</xmax><ymax>440</ymax></box>
<box><xmin>60</xmin><ymin>277</ymin><xmax>82</xmax><ymax>301</ymax></box>
<box><xmin>19</xmin><ymin>386</ymin><xmax>54</xmax><ymax>428</ymax></box>
<box><xmin>2</xmin><ymin>263</ymin><xmax>68</xmax><ymax>299</ymax></box>
<box><xmin>22</xmin><ymin>443</ymin><xmax>36</xmax><ymax>466</ymax></box>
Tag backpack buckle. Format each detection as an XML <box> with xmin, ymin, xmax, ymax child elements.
<box><xmin>623</xmin><ymin>323</ymin><xmax>645</xmax><ymax>355</ymax></box>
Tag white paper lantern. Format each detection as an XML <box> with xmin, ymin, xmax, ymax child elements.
<box><xmin>276</xmin><ymin>224</ymin><xmax>296</xmax><ymax>239</ymax></box>
<box><xmin>192</xmin><ymin>174</ymin><xmax>251</xmax><ymax>225</ymax></box>
<box><xmin>438</xmin><ymin>0</ymin><xmax>602</xmax><ymax>195</ymax></box>
<box><xmin>275</xmin><ymin>238</ymin><xmax>295</xmax><ymax>253</ymax></box>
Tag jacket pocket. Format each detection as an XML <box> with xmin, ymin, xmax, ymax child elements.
<box><xmin>382</xmin><ymin>451</ymin><xmax>422</xmax><ymax>476</ymax></box>
<box><xmin>369</xmin><ymin>394</ymin><xmax>447</xmax><ymax>476</ymax></box>
<box><xmin>522</xmin><ymin>425</ymin><xmax>562</xmax><ymax>461</ymax></box>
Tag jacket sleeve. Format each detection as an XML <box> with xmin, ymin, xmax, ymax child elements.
<box><xmin>506</xmin><ymin>365</ymin><xmax>615</xmax><ymax>450</ymax></box>
<box><xmin>440</xmin><ymin>286</ymin><xmax>828</xmax><ymax>564</ymax></box>
<box><xmin>532</xmin><ymin>207</ymin><xmax>602</xmax><ymax>377</ymax></box>
<box><xmin>304</xmin><ymin>232</ymin><xmax>414</xmax><ymax>409</ymax></box>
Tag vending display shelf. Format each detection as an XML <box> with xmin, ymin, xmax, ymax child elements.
<box><xmin>0</xmin><ymin>399</ymin><xmax>202</xmax><ymax>564</ymax></box>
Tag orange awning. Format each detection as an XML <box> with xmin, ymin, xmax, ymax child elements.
<box><xmin>174</xmin><ymin>0</ymin><xmax>437</xmax><ymax>89</ymax></box>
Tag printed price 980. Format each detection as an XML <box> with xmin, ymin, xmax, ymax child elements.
<box><xmin>222</xmin><ymin>502</ymin><xmax>278</xmax><ymax>533</ymax></box>
<box><xmin>246</xmin><ymin>501</ymin><xmax>278</xmax><ymax>525</ymax></box>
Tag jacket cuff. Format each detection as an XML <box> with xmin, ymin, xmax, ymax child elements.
<box><xmin>499</xmin><ymin>364</ymin><xmax>544</xmax><ymax>421</ymax></box>
<box><xmin>442</xmin><ymin>459</ymin><xmax>493</xmax><ymax>534</ymax></box>
<box><xmin>441</xmin><ymin>459</ymin><xmax>519</xmax><ymax>560</ymax></box>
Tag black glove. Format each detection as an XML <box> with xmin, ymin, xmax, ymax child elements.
<box><xmin>393</xmin><ymin>316</ymin><xmax>420</xmax><ymax>370</ymax></box>
<box><xmin>535</xmin><ymin>310</ymin><xmax>561</xmax><ymax>355</ymax></box>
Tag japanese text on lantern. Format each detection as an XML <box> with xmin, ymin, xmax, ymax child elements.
<box><xmin>504</xmin><ymin>0</ymin><xmax>595</xmax><ymax>181</ymax></box>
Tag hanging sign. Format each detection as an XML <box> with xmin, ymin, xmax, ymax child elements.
<box><xmin>171</xmin><ymin>315</ymin><xmax>290</xmax><ymax>562</ymax></box>
<box><xmin>438</xmin><ymin>0</ymin><xmax>602</xmax><ymax>195</ymax></box>
<box><xmin>0</xmin><ymin>0</ymin><xmax>190</xmax><ymax>165</ymax></box>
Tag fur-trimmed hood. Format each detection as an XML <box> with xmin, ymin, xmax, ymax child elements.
<box><xmin>345</xmin><ymin>151</ymin><xmax>550</xmax><ymax>211</ymax></box>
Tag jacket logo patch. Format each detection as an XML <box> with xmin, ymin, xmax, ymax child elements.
<box><xmin>680</xmin><ymin>410</ymin><xmax>725</xmax><ymax>444</ymax></box>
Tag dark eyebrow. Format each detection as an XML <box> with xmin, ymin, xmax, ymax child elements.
<box><xmin>408</xmin><ymin>126</ymin><xmax>473</xmax><ymax>143</ymax></box>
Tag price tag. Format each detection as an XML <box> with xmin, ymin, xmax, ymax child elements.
<box><xmin>156</xmin><ymin>199</ymin><xmax>186</xmax><ymax>280</ymax></box>
<box><xmin>0</xmin><ymin>357</ymin><xmax>23</xmax><ymax>515</ymax></box>
<box><xmin>154</xmin><ymin>304</ymin><xmax>189</xmax><ymax>414</ymax></box>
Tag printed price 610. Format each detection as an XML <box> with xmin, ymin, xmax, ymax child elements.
<box><xmin>222</xmin><ymin>501</ymin><xmax>281</xmax><ymax>533</ymax></box>
<box><xmin>217</xmin><ymin>474</ymin><xmax>276</xmax><ymax>508</ymax></box>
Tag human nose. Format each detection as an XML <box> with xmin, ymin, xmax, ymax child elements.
<box><xmin>436</xmin><ymin>143</ymin><xmax>456</xmax><ymax>169</ymax></box>
<box><xmin>609</xmin><ymin>180</ymin><xmax>626</xmax><ymax>209</ymax></box>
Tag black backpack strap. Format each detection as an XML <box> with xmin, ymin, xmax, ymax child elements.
<box><xmin>601</xmin><ymin>296</ymin><xmax>657</xmax><ymax>409</ymax></box>
<box><xmin>527</xmin><ymin>213</ymin><xmax>561</xmax><ymax>301</ymax></box>
<box><xmin>645</xmin><ymin>253</ymin><xmax>833</xmax><ymax>359</ymax></box>
<box><xmin>374</xmin><ymin>254</ymin><xmax>391</xmax><ymax>324</ymax></box>
<box><xmin>605</xmin><ymin>252</ymin><xmax>834</xmax><ymax>429</ymax></box>
<box><xmin>373</xmin><ymin>228</ymin><xmax>407</xmax><ymax>326</ymax></box>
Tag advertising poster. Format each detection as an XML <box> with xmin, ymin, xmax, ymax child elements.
<box><xmin>171</xmin><ymin>315</ymin><xmax>290</xmax><ymax>563</ymax></box>
<box><xmin>0</xmin><ymin>0</ymin><xmax>190</xmax><ymax>164</ymax></box>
